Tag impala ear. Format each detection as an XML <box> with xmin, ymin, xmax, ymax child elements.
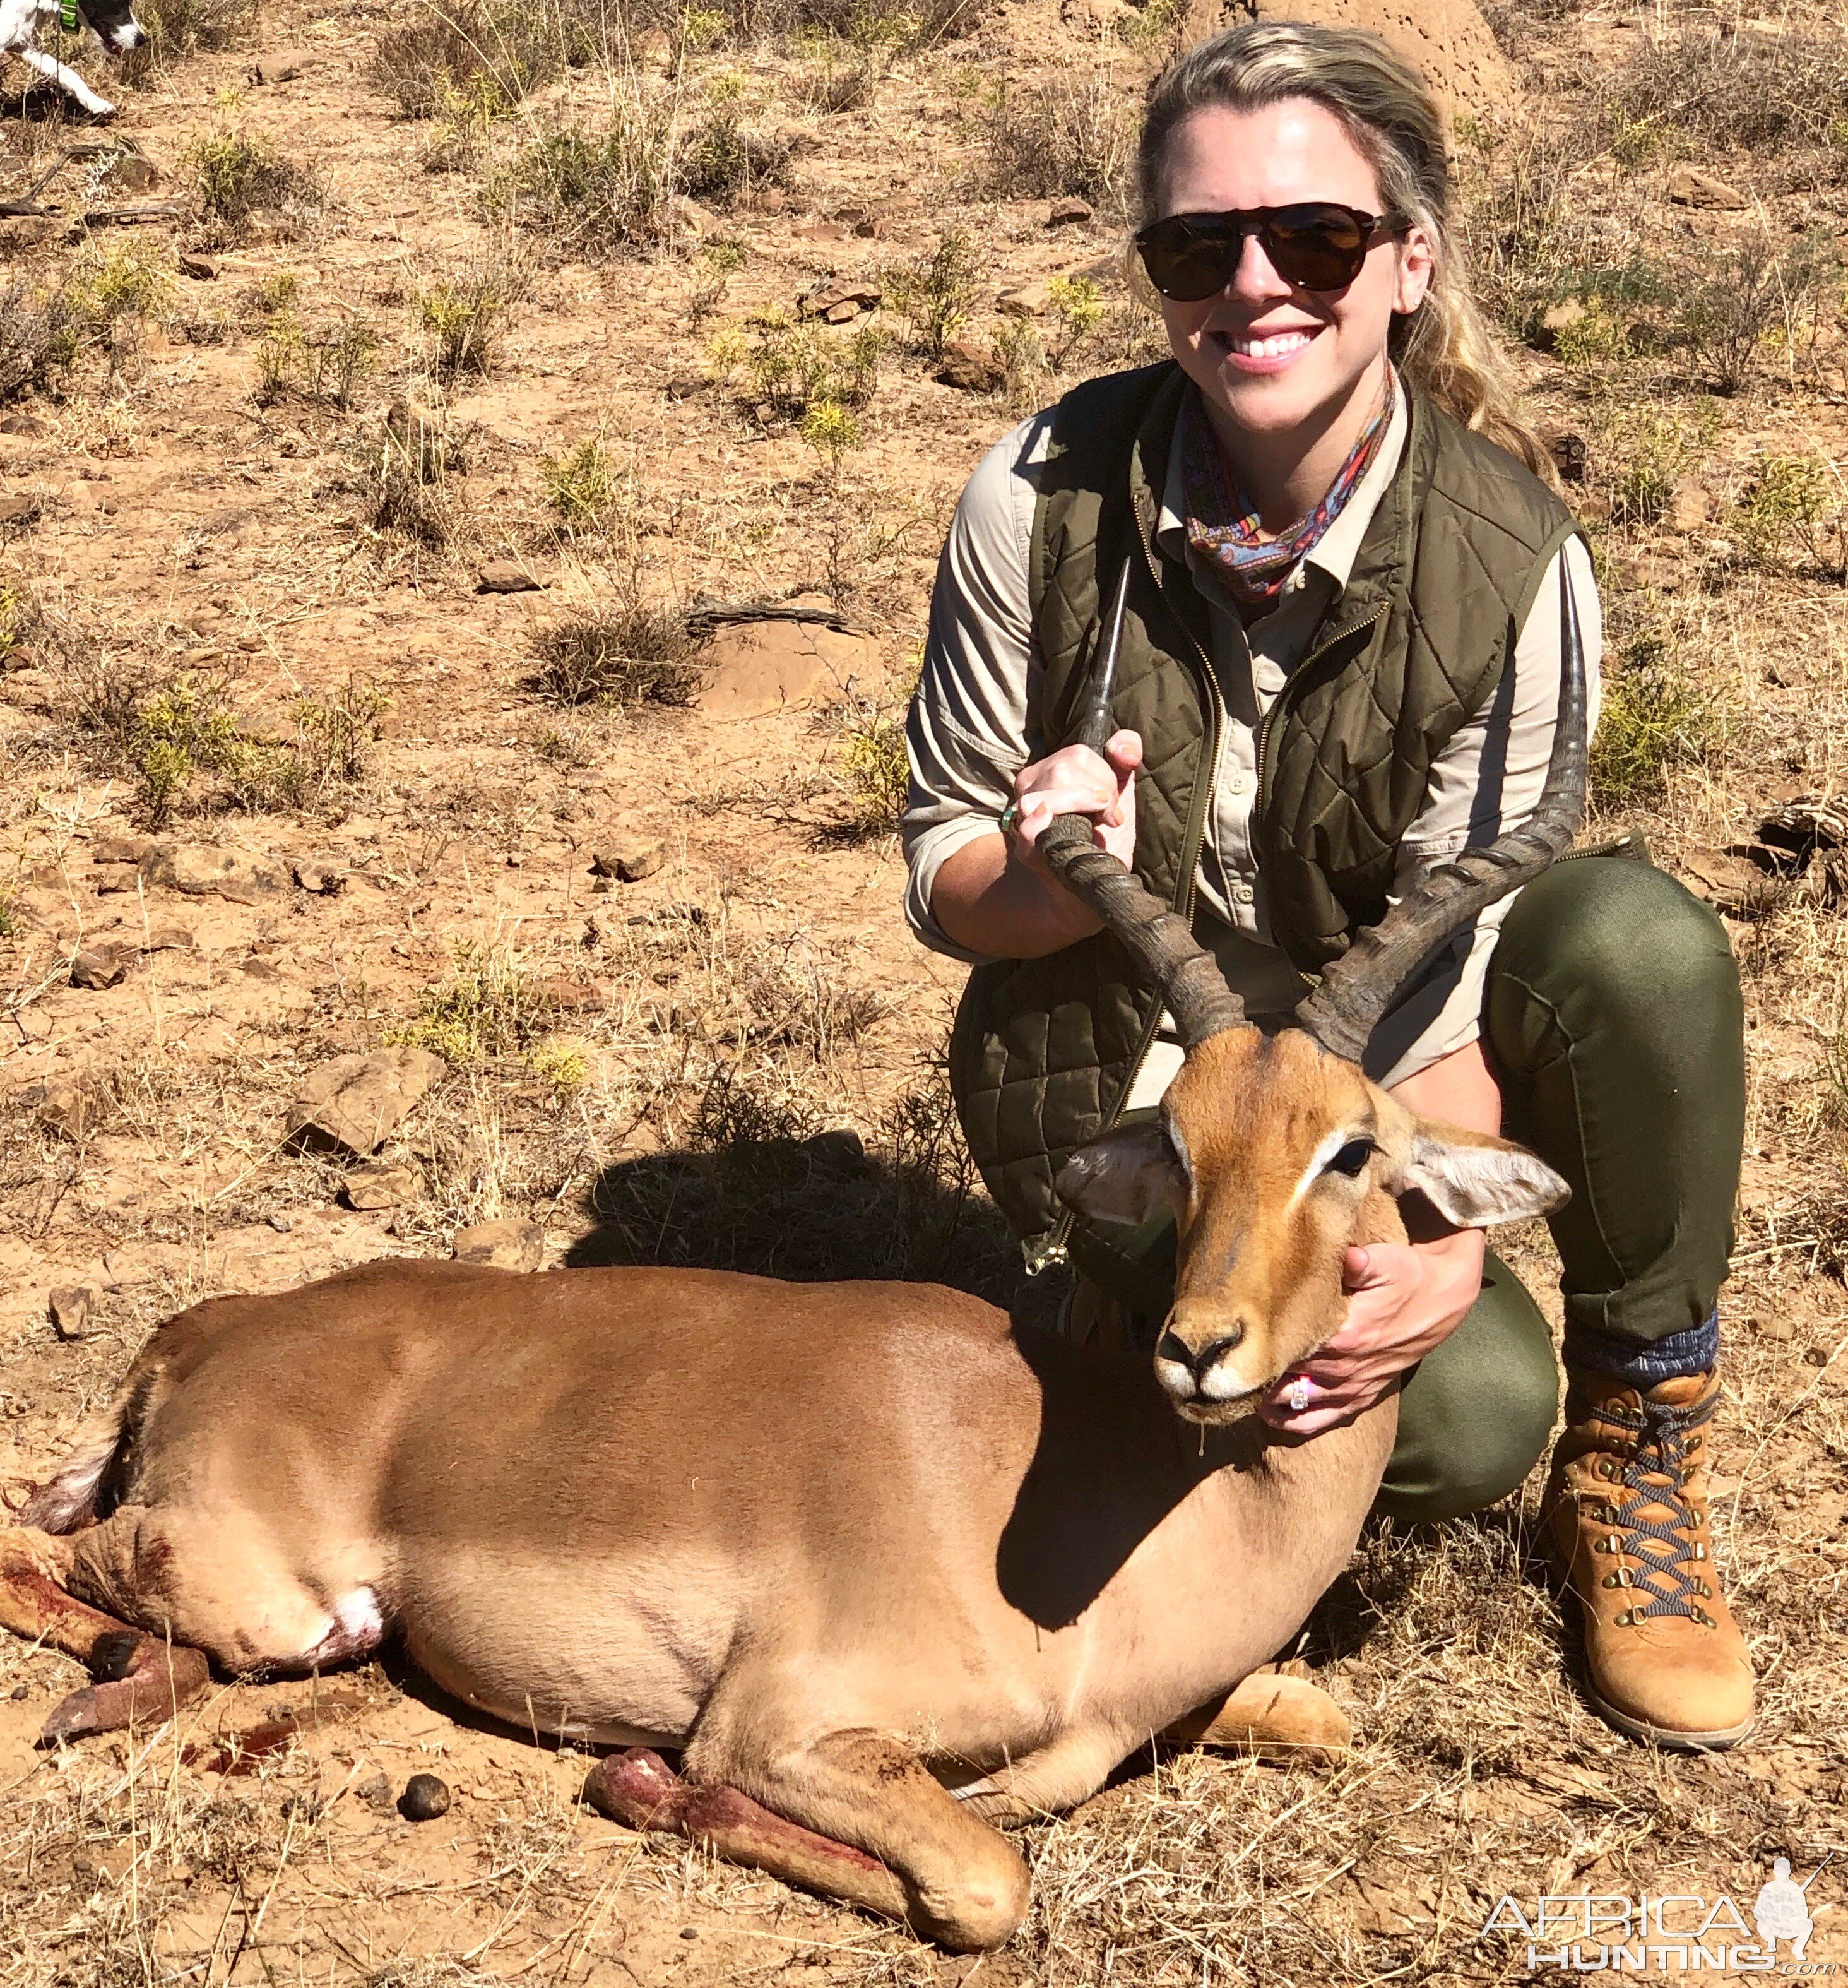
<box><xmin>1394</xmin><ymin>1121</ymin><xmax>1571</xmax><ymax>1229</ymax></box>
<box><xmin>1055</xmin><ymin>1121</ymin><xmax>1186</xmax><ymax>1229</ymax></box>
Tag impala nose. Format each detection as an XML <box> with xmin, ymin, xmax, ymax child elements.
<box><xmin>1154</xmin><ymin>1323</ymin><xmax>1247</xmax><ymax>1398</ymax></box>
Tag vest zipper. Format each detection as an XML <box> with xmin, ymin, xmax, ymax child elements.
<box><xmin>1024</xmin><ymin>506</ymin><xmax>1223</xmax><ymax>1277</ymax></box>
<box><xmin>1554</xmin><ymin>830</ymin><xmax>1645</xmax><ymax>863</ymax></box>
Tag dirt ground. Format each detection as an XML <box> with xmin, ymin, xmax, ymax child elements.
<box><xmin>1</xmin><ymin>0</ymin><xmax>1846</xmax><ymax>1980</ymax></box>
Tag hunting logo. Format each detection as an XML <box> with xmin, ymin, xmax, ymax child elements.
<box><xmin>1479</xmin><ymin>1854</ymin><xmax>1837</xmax><ymax>1973</ymax></box>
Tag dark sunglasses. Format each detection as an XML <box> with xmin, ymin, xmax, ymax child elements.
<box><xmin>1134</xmin><ymin>203</ymin><xmax>1409</xmax><ymax>301</ymax></box>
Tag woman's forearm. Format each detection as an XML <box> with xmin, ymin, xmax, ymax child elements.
<box><xmin>930</xmin><ymin>833</ymin><xmax>1103</xmax><ymax>958</ymax></box>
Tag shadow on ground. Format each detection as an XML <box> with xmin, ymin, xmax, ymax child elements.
<box><xmin>564</xmin><ymin>1062</ymin><xmax>1067</xmax><ymax>1329</ymax></box>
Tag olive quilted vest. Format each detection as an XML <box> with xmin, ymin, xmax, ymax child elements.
<box><xmin>947</xmin><ymin>361</ymin><xmax>1584</xmax><ymax>1265</ymax></box>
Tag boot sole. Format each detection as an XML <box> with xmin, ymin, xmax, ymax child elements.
<box><xmin>1538</xmin><ymin>1528</ymin><xmax>1754</xmax><ymax>1754</ymax></box>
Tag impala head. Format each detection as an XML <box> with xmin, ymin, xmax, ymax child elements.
<box><xmin>1041</xmin><ymin>561</ymin><xmax>1587</xmax><ymax>1425</ymax></box>
<box><xmin>1059</xmin><ymin>1023</ymin><xmax>1567</xmax><ymax>1422</ymax></box>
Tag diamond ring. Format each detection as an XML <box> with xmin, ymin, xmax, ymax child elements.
<box><xmin>1287</xmin><ymin>1376</ymin><xmax>1312</xmax><ymax>1414</ymax></box>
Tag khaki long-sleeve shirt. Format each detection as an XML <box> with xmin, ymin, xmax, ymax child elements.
<box><xmin>902</xmin><ymin>381</ymin><xmax>1602</xmax><ymax>1093</ymax></box>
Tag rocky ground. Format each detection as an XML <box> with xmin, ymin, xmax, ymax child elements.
<box><xmin>0</xmin><ymin>0</ymin><xmax>1846</xmax><ymax>1981</ymax></box>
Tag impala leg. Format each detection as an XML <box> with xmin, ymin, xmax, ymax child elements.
<box><xmin>1162</xmin><ymin>1670</ymin><xmax>1352</xmax><ymax>1758</ymax></box>
<box><xmin>0</xmin><ymin>1528</ymin><xmax>210</xmax><ymax>1746</ymax></box>
<box><xmin>588</xmin><ymin>1730</ymin><xmax>1030</xmax><ymax>1952</ymax></box>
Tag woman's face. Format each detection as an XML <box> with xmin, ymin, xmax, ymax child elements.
<box><xmin>1155</xmin><ymin>98</ymin><xmax>1433</xmax><ymax>446</ymax></box>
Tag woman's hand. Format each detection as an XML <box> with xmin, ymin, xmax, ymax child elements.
<box><xmin>1258</xmin><ymin>1229</ymin><xmax>1486</xmax><ymax>1436</ymax></box>
<box><xmin>1005</xmin><ymin>729</ymin><xmax>1144</xmax><ymax>878</ymax></box>
<box><xmin>928</xmin><ymin>729</ymin><xmax>1146</xmax><ymax>958</ymax></box>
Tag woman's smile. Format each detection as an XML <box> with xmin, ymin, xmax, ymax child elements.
<box><xmin>1209</xmin><ymin>324</ymin><xmax>1324</xmax><ymax>372</ymax></box>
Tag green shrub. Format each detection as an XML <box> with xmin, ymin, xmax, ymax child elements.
<box><xmin>255</xmin><ymin>312</ymin><xmax>381</xmax><ymax>409</ymax></box>
<box><xmin>884</xmin><ymin>232</ymin><xmax>978</xmax><ymax>361</ymax></box>
<box><xmin>187</xmin><ymin>126</ymin><xmax>323</xmax><ymax>245</ymax></box>
<box><xmin>1733</xmin><ymin>454</ymin><xmax>1847</xmax><ymax>578</ymax></box>
<box><xmin>415</xmin><ymin>248</ymin><xmax>531</xmax><ymax>377</ymax></box>
<box><xmin>0</xmin><ymin>581</ymin><xmax>30</xmax><ymax>658</ymax></box>
<box><xmin>1674</xmin><ymin>235</ymin><xmax>1835</xmax><ymax>397</ymax></box>
<box><xmin>799</xmin><ymin>397</ymin><xmax>860</xmax><ymax>476</ymax></box>
<box><xmin>679</xmin><ymin>104</ymin><xmax>791</xmax><ymax>210</ymax></box>
<box><xmin>389</xmin><ymin>939</ymin><xmax>551</xmax><ymax>1062</ymax></box>
<box><xmin>122</xmin><ymin>0</ymin><xmax>258</xmax><ymax>76</ymax></box>
<box><xmin>127</xmin><ymin>672</ymin><xmax>388</xmax><ymax>824</ymax></box>
<box><xmin>729</xmin><ymin>314</ymin><xmax>883</xmax><ymax>417</ymax></box>
<box><xmin>508</xmin><ymin>109</ymin><xmax>678</xmax><ymax>256</ymax></box>
<box><xmin>1590</xmin><ymin>636</ymin><xmax>1722</xmax><ymax>806</ymax></box>
<box><xmin>542</xmin><ymin>437</ymin><xmax>618</xmax><ymax>532</ymax></box>
<box><xmin>1601</xmin><ymin>408</ymin><xmax>1714</xmax><ymax>532</ymax></box>
<box><xmin>1610</xmin><ymin>27</ymin><xmax>1848</xmax><ymax>153</ymax></box>
<box><xmin>0</xmin><ymin>277</ymin><xmax>83</xmax><ymax>402</ymax></box>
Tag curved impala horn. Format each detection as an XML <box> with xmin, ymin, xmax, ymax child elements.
<box><xmin>1293</xmin><ymin>555</ymin><xmax>1589</xmax><ymax>1064</ymax></box>
<box><xmin>1034</xmin><ymin>559</ymin><xmax>1247</xmax><ymax>1049</ymax></box>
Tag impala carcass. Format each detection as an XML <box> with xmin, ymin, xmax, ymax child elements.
<box><xmin>0</xmin><ymin>571</ymin><xmax>1586</xmax><ymax>1953</ymax></box>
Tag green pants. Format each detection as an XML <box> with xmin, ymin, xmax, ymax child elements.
<box><xmin>1068</xmin><ymin>854</ymin><xmax>1746</xmax><ymax>1523</ymax></box>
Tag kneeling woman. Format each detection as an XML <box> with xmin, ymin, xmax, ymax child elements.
<box><xmin>903</xmin><ymin>22</ymin><xmax>1752</xmax><ymax>1749</ymax></box>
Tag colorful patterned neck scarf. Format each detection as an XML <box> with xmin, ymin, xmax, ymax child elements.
<box><xmin>1180</xmin><ymin>371</ymin><xmax>1397</xmax><ymax>607</ymax></box>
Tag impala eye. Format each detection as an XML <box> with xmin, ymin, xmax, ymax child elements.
<box><xmin>1325</xmin><ymin>1138</ymin><xmax>1374</xmax><ymax>1179</ymax></box>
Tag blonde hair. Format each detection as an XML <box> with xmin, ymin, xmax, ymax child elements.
<box><xmin>1137</xmin><ymin>21</ymin><xmax>1555</xmax><ymax>485</ymax></box>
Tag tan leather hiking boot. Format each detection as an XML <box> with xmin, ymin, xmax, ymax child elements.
<box><xmin>1544</xmin><ymin>1366</ymin><xmax>1753</xmax><ymax>1750</ymax></box>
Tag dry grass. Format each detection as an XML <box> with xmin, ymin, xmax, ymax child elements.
<box><xmin>528</xmin><ymin>598</ymin><xmax>698</xmax><ymax>707</ymax></box>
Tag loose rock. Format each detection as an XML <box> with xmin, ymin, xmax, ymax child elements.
<box><xmin>105</xmin><ymin>151</ymin><xmax>160</xmax><ymax>194</ymax></box>
<box><xmin>453</xmin><ymin>1218</ymin><xmax>544</xmax><ymax>1273</ymax></box>
<box><xmin>250</xmin><ymin>48</ymin><xmax>314</xmax><ymax>83</ymax></box>
<box><xmin>1536</xmin><ymin>297</ymin><xmax>1585</xmax><ymax>348</ymax></box>
<box><xmin>141</xmin><ymin>843</ymin><xmax>287</xmax><ymax>906</ymax></box>
<box><xmin>935</xmin><ymin>339</ymin><xmax>1002</xmax><ymax>393</ymax></box>
<box><xmin>1047</xmin><ymin>197</ymin><xmax>1093</xmax><ymax>227</ymax></box>
<box><xmin>398</xmin><ymin>1773</ymin><xmax>451</xmax><ymax>1821</ymax></box>
<box><xmin>1668</xmin><ymin>477</ymin><xmax>1710</xmax><ymax>532</ymax></box>
<box><xmin>1667</xmin><ymin>165</ymin><xmax>1747</xmax><ymax>210</ymax></box>
<box><xmin>385</xmin><ymin>398</ymin><xmax>447</xmax><ymax>484</ymax></box>
<box><xmin>48</xmin><ymin>1285</ymin><xmax>95</xmax><ymax>1340</ymax></box>
<box><xmin>93</xmin><ymin>833</ymin><xmax>151</xmax><ymax>866</ymax></box>
<box><xmin>179</xmin><ymin>253</ymin><xmax>218</xmax><ymax>282</ymax></box>
<box><xmin>341</xmin><ymin>1158</ymin><xmax>419</xmax><ymax>1211</ymax></box>
<box><xmin>287</xmin><ymin>1048</ymin><xmax>446</xmax><ymax>1157</ymax></box>
<box><xmin>37</xmin><ymin>1077</ymin><xmax>102</xmax><ymax>1142</ymax></box>
<box><xmin>1550</xmin><ymin>432</ymin><xmax>1587</xmax><ymax>484</ymax></box>
<box><xmin>355</xmin><ymin>1770</ymin><xmax>394</xmax><ymax>1814</ymax></box>
<box><xmin>478</xmin><ymin>561</ymin><xmax>543</xmax><ymax>595</ymax></box>
<box><xmin>998</xmin><ymin>277</ymin><xmax>1057</xmax><ymax>319</ymax></box>
<box><xmin>797</xmin><ymin>276</ymin><xmax>882</xmax><ymax>322</ymax></box>
<box><xmin>139</xmin><ymin>919</ymin><xmax>195</xmax><ymax>953</ymax></box>
<box><xmin>590</xmin><ymin>836</ymin><xmax>665</xmax><ymax>883</ymax></box>
<box><xmin>69</xmin><ymin>943</ymin><xmax>129</xmax><ymax>990</ymax></box>
<box><xmin>293</xmin><ymin>854</ymin><xmax>347</xmax><ymax>895</ymax></box>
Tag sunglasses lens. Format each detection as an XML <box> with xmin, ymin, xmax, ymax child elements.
<box><xmin>1137</xmin><ymin>222</ymin><xmax>1241</xmax><ymax>302</ymax></box>
<box><xmin>1264</xmin><ymin>206</ymin><xmax>1369</xmax><ymax>290</ymax></box>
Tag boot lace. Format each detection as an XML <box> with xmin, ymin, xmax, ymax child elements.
<box><xmin>1590</xmin><ymin>1388</ymin><xmax>1717</xmax><ymax>1627</ymax></box>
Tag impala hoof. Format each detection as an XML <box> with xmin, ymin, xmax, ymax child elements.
<box><xmin>35</xmin><ymin>1638</ymin><xmax>208</xmax><ymax>1746</ymax></box>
